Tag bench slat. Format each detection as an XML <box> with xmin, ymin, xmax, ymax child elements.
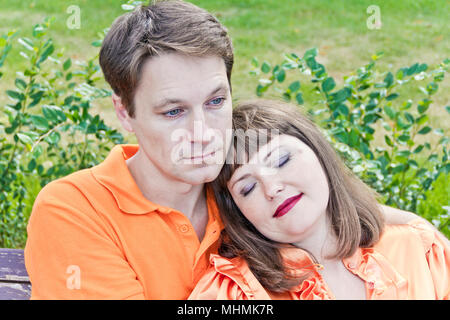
<box><xmin>0</xmin><ymin>248</ymin><xmax>31</xmax><ymax>300</ymax></box>
<box><xmin>0</xmin><ymin>248</ymin><xmax>30</xmax><ymax>281</ymax></box>
<box><xmin>0</xmin><ymin>282</ymin><xmax>31</xmax><ymax>300</ymax></box>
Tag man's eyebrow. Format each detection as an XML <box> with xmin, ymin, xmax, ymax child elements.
<box><xmin>152</xmin><ymin>83</ymin><xmax>229</xmax><ymax>111</ymax></box>
<box><xmin>208</xmin><ymin>83</ymin><xmax>229</xmax><ymax>97</ymax></box>
<box><xmin>152</xmin><ymin>98</ymin><xmax>185</xmax><ymax>111</ymax></box>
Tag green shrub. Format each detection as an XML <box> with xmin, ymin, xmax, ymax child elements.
<box><xmin>0</xmin><ymin>18</ymin><xmax>124</xmax><ymax>248</ymax></box>
<box><xmin>251</xmin><ymin>49</ymin><xmax>449</xmax><ymax>237</ymax></box>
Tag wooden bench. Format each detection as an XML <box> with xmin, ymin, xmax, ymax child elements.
<box><xmin>0</xmin><ymin>248</ymin><xmax>31</xmax><ymax>300</ymax></box>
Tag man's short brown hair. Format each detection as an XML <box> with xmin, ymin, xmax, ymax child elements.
<box><xmin>99</xmin><ymin>0</ymin><xmax>234</xmax><ymax>117</ymax></box>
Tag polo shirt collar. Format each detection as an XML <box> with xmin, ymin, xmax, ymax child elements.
<box><xmin>91</xmin><ymin>144</ymin><xmax>222</xmax><ymax>223</ymax></box>
<box><xmin>91</xmin><ymin>144</ymin><xmax>160</xmax><ymax>214</ymax></box>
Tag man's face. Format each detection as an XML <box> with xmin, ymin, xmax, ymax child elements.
<box><xmin>116</xmin><ymin>53</ymin><xmax>233</xmax><ymax>185</ymax></box>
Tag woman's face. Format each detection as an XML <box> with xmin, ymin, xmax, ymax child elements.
<box><xmin>227</xmin><ymin>134</ymin><xmax>330</xmax><ymax>243</ymax></box>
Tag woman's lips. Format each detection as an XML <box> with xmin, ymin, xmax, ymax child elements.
<box><xmin>273</xmin><ymin>193</ymin><xmax>304</xmax><ymax>218</ymax></box>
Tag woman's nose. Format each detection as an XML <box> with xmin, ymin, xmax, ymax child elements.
<box><xmin>264</xmin><ymin>180</ymin><xmax>284</xmax><ymax>200</ymax></box>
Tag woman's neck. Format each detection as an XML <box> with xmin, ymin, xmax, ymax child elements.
<box><xmin>290</xmin><ymin>213</ymin><xmax>340</xmax><ymax>266</ymax></box>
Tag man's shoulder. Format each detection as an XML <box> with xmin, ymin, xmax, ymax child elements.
<box><xmin>36</xmin><ymin>168</ymin><xmax>98</xmax><ymax>201</ymax></box>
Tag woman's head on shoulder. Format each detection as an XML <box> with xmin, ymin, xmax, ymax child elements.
<box><xmin>209</xmin><ymin>98</ymin><xmax>384</xmax><ymax>292</ymax></box>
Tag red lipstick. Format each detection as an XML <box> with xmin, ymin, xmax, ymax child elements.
<box><xmin>273</xmin><ymin>193</ymin><xmax>303</xmax><ymax>218</ymax></box>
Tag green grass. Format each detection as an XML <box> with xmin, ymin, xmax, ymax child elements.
<box><xmin>1</xmin><ymin>0</ymin><xmax>449</xmax><ymax>231</ymax></box>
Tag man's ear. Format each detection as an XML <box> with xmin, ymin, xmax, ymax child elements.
<box><xmin>112</xmin><ymin>93</ymin><xmax>134</xmax><ymax>133</ymax></box>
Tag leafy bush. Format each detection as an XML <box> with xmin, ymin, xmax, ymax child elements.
<box><xmin>250</xmin><ymin>49</ymin><xmax>449</xmax><ymax>237</ymax></box>
<box><xmin>0</xmin><ymin>18</ymin><xmax>124</xmax><ymax>248</ymax></box>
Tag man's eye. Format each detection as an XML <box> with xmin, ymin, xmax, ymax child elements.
<box><xmin>208</xmin><ymin>97</ymin><xmax>225</xmax><ymax>106</ymax></box>
<box><xmin>164</xmin><ymin>108</ymin><xmax>183</xmax><ymax>117</ymax></box>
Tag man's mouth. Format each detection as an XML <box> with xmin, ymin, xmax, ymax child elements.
<box><xmin>189</xmin><ymin>150</ymin><xmax>216</xmax><ymax>160</ymax></box>
<box><xmin>273</xmin><ymin>193</ymin><xmax>304</xmax><ymax>218</ymax></box>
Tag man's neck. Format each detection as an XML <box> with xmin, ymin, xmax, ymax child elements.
<box><xmin>125</xmin><ymin>149</ymin><xmax>207</xmax><ymax>221</ymax></box>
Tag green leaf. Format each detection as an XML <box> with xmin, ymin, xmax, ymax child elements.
<box><xmin>276</xmin><ymin>69</ymin><xmax>286</xmax><ymax>83</ymax></box>
<box><xmin>426</xmin><ymin>82</ymin><xmax>438</xmax><ymax>95</ymax></box>
<box><xmin>63</xmin><ymin>58</ymin><xmax>72</xmax><ymax>71</ymax></box>
<box><xmin>406</xmin><ymin>63</ymin><xmax>419</xmax><ymax>76</ymax></box>
<box><xmin>415</xmin><ymin>114</ymin><xmax>428</xmax><ymax>126</ymax></box>
<box><xmin>42</xmin><ymin>105</ymin><xmax>66</xmax><ymax>122</ymax></box>
<box><xmin>288</xmin><ymin>81</ymin><xmax>301</xmax><ymax>92</ymax></box>
<box><xmin>398</xmin><ymin>134</ymin><xmax>410</xmax><ymax>142</ymax></box>
<box><xmin>91</xmin><ymin>40</ymin><xmax>103</xmax><ymax>47</ymax></box>
<box><xmin>385</xmin><ymin>93</ymin><xmax>399</xmax><ymax>101</ymax></box>
<box><xmin>337</xmin><ymin>104</ymin><xmax>349</xmax><ymax>116</ymax></box>
<box><xmin>417</xmin><ymin>63</ymin><xmax>428</xmax><ymax>73</ymax></box>
<box><xmin>383</xmin><ymin>72</ymin><xmax>394</xmax><ymax>88</ymax></box>
<box><xmin>303</xmin><ymin>48</ymin><xmax>318</xmax><ymax>60</ymax></box>
<box><xmin>37</xmin><ymin>43</ymin><xmax>54</xmax><ymax>65</ymax></box>
<box><xmin>413</xmin><ymin>145</ymin><xmax>424</xmax><ymax>154</ymax></box>
<box><xmin>27</xmin><ymin>158</ymin><xmax>37</xmax><ymax>172</ymax></box>
<box><xmin>30</xmin><ymin>115</ymin><xmax>49</xmax><ymax>131</ymax></box>
<box><xmin>6</xmin><ymin>90</ymin><xmax>24</xmax><ymax>101</ymax></box>
<box><xmin>418</xmin><ymin>99</ymin><xmax>432</xmax><ymax>113</ymax></box>
<box><xmin>18</xmin><ymin>38</ymin><xmax>34</xmax><ymax>51</ymax></box>
<box><xmin>384</xmin><ymin>105</ymin><xmax>396</xmax><ymax>120</ymax></box>
<box><xmin>404</xmin><ymin>112</ymin><xmax>414</xmax><ymax>124</ymax></box>
<box><xmin>385</xmin><ymin>135</ymin><xmax>394</xmax><ymax>147</ymax></box>
<box><xmin>46</xmin><ymin>131</ymin><xmax>61</xmax><ymax>145</ymax></box>
<box><xmin>14</xmin><ymin>78</ymin><xmax>27</xmax><ymax>91</ymax></box>
<box><xmin>322</xmin><ymin>77</ymin><xmax>336</xmax><ymax>93</ymax></box>
<box><xmin>418</xmin><ymin>126</ymin><xmax>431</xmax><ymax>135</ymax></box>
<box><xmin>251</xmin><ymin>57</ymin><xmax>259</xmax><ymax>68</ymax></box>
<box><xmin>295</xmin><ymin>92</ymin><xmax>304</xmax><ymax>105</ymax></box>
<box><xmin>261</xmin><ymin>61</ymin><xmax>271</xmax><ymax>73</ymax></box>
<box><xmin>16</xmin><ymin>132</ymin><xmax>33</xmax><ymax>146</ymax></box>
<box><xmin>32</xmin><ymin>144</ymin><xmax>43</xmax><ymax>158</ymax></box>
<box><xmin>400</xmin><ymin>100</ymin><xmax>413</xmax><ymax>110</ymax></box>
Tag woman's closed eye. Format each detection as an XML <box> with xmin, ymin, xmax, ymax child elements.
<box><xmin>275</xmin><ymin>152</ymin><xmax>291</xmax><ymax>168</ymax></box>
<box><xmin>240</xmin><ymin>182</ymin><xmax>256</xmax><ymax>197</ymax></box>
<box><xmin>239</xmin><ymin>153</ymin><xmax>291</xmax><ymax>197</ymax></box>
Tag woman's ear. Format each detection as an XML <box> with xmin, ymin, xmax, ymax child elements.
<box><xmin>112</xmin><ymin>93</ymin><xmax>134</xmax><ymax>133</ymax></box>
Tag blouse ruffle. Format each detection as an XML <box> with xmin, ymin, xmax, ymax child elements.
<box><xmin>189</xmin><ymin>219</ymin><xmax>449</xmax><ymax>300</ymax></box>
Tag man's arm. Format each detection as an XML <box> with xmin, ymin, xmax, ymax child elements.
<box><xmin>380</xmin><ymin>204</ymin><xmax>449</xmax><ymax>246</ymax></box>
<box><xmin>24</xmin><ymin>179</ymin><xmax>146</xmax><ymax>299</ymax></box>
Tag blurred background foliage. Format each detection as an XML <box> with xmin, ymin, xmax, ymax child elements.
<box><xmin>0</xmin><ymin>0</ymin><xmax>448</xmax><ymax>247</ymax></box>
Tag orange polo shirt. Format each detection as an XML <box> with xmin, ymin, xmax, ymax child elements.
<box><xmin>24</xmin><ymin>144</ymin><xmax>223</xmax><ymax>299</ymax></box>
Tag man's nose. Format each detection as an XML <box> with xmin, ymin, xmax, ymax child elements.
<box><xmin>189</xmin><ymin>110</ymin><xmax>214</xmax><ymax>144</ymax></box>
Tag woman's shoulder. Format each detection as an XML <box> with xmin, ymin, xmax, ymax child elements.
<box><xmin>377</xmin><ymin>218</ymin><xmax>442</xmax><ymax>254</ymax></box>
<box><xmin>374</xmin><ymin>218</ymin><xmax>450</xmax><ymax>299</ymax></box>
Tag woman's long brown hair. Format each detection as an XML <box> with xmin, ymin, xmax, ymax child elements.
<box><xmin>208</xmin><ymin>99</ymin><xmax>385</xmax><ymax>292</ymax></box>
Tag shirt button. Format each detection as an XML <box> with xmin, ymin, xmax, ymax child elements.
<box><xmin>179</xmin><ymin>224</ymin><xmax>190</xmax><ymax>233</ymax></box>
<box><xmin>348</xmin><ymin>262</ymin><xmax>356</xmax><ymax>269</ymax></box>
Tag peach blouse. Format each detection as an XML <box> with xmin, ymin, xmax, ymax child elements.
<box><xmin>189</xmin><ymin>219</ymin><xmax>449</xmax><ymax>300</ymax></box>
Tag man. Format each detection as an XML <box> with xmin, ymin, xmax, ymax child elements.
<box><xmin>24</xmin><ymin>0</ymin><xmax>434</xmax><ymax>299</ymax></box>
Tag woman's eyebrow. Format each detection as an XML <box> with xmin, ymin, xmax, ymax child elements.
<box><xmin>231</xmin><ymin>173</ymin><xmax>251</xmax><ymax>189</ymax></box>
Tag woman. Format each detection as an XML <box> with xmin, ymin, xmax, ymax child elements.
<box><xmin>189</xmin><ymin>99</ymin><xmax>449</xmax><ymax>300</ymax></box>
